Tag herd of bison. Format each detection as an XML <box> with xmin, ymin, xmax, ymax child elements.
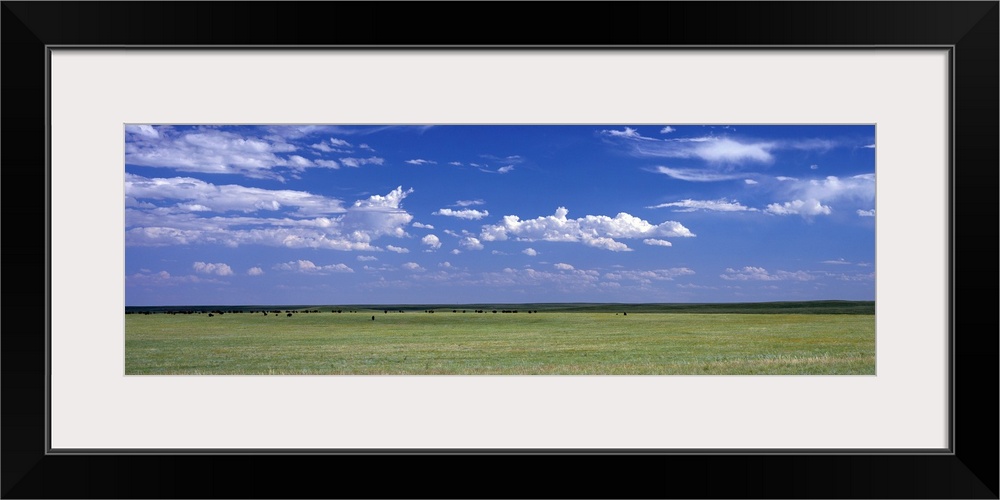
<box><xmin>125</xmin><ymin>309</ymin><xmax>636</xmax><ymax>322</ymax></box>
<box><xmin>124</xmin><ymin>308</ymin><xmax>571</xmax><ymax>318</ymax></box>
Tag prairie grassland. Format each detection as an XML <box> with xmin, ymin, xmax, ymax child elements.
<box><xmin>125</xmin><ymin>308</ymin><xmax>875</xmax><ymax>375</ymax></box>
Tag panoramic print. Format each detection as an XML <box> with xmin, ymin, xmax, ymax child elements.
<box><xmin>125</xmin><ymin>124</ymin><xmax>876</xmax><ymax>375</ymax></box>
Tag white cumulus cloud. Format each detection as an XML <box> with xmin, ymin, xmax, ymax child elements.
<box><xmin>247</xmin><ymin>266</ymin><xmax>264</xmax><ymax>276</ymax></box>
<box><xmin>125</xmin><ymin>125</ymin><xmax>160</xmax><ymax>138</ymax></box>
<box><xmin>386</xmin><ymin>245</ymin><xmax>409</xmax><ymax>254</ymax></box>
<box><xmin>125</xmin><ymin>127</ymin><xmax>328</xmax><ymax>179</ymax></box>
<box><xmin>459</xmin><ymin>236</ymin><xmax>484</xmax><ymax>250</ymax></box>
<box><xmin>125</xmin><ymin>185</ymin><xmax>416</xmax><ymax>252</ymax></box>
<box><xmin>193</xmin><ymin>261</ymin><xmax>234</xmax><ymax>276</ymax></box>
<box><xmin>522</xmin><ymin>248</ymin><xmax>538</xmax><ymax>256</ymax></box>
<box><xmin>479</xmin><ymin>207</ymin><xmax>694</xmax><ymax>252</ymax></box>
<box><xmin>421</xmin><ymin>234</ymin><xmax>442</xmax><ymax>249</ymax></box>
<box><xmin>554</xmin><ymin>263</ymin><xmax>574</xmax><ymax>270</ymax></box>
<box><xmin>402</xmin><ymin>262</ymin><xmax>425</xmax><ymax>271</ymax></box>
<box><xmin>766</xmin><ymin>199</ymin><xmax>832</xmax><ymax>216</ymax></box>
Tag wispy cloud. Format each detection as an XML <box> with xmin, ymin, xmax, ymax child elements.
<box><xmin>605</xmin><ymin>128</ymin><xmax>847</xmax><ymax>167</ymax></box>
<box><xmin>766</xmin><ymin>175</ymin><xmax>875</xmax><ymax>217</ymax></box>
<box><xmin>601</xmin><ymin>127</ymin><xmax>657</xmax><ymax>141</ymax></box>
<box><xmin>309</xmin><ymin>140</ymin><xmax>351</xmax><ymax>154</ymax></box>
<box><xmin>314</xmin><ymin>159</ymin><xmax>340</xmax><ymax>169</ymax></box>
<box><xmin>340</xmin><ymin>157</ymin><xmax>385</xmax><ymax>168</ymax></box>
<box><xmin>634</xmin><ymin>137</ymin><xmax>776</xmax><ymax>163</ymax></box>
<box><xmin>643</xmin><ymin>239</ymin><xmax>673</xmax><ymax>247</ymax></box>
<box><xmin>821</xmin><ymin>258</ymin><xmax>851</xmax><ymax>265</ymax></box>
<box><xmin>479</xmin><ymin>267</ymin><xmax>602</xmax><ymax>290</ymax></box>
<box><xmin>651</xmin><ymin>167</ymin><xmax>748</xmax><ymax>182</ymax></box>
<box><xmin>273</xmin><ymin>260</ymin><xmax>353</xmax><ymax>274</ymax></box>
<box><xmin>405</xmin><ymin>159</ymin><xmax>437</xmax><ymax>165</ymax></box>
<box><xmin>126</xmin><ymin>173</ymin><xmax>346</xmax><ymax>216</ymax></box>
<box><xmin>126</xmin><ymin>270</ymin><xmax>227</xmax><ymax>286</ymax></box>
<box><xmin>720</xmin><ymin>266</ymin><xmax>813</xmax><ymax>281</ymax></box>
<box><xmin>604</xmin><ymin>268</ymin><xmax>695</xmax><ymax>283</ymax></box>
<box><xmin>647</xmin><ymin>199</ymin><xmax>757</xmax><ymax>213</ymax></box>
<box><xmin>434</xmin><ymin>208</ymin><xmax>490</xmax><ymax>220</ymax></box>
<box><xmin>480</xmin><ymin>154</ymin><xmax>523</xmax><ymax>164</ymax></box>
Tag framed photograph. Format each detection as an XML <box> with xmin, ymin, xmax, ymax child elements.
<box><xmin>4</xmin><ymin>2</ymin><xmax>996</xmax><ymax>498</ymax></box>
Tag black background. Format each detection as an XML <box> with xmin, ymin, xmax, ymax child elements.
<box><xmin>3</xmin><ymin>2</ymin><xmax>997</xmax><ymax>498</ymax></box>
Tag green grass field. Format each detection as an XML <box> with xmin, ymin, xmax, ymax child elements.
<box><xmin>125</xmin><ymin>302</ymin><xmax>875</xmax><ymax>375</ymax></box>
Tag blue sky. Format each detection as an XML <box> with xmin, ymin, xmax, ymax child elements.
<box><xmin>125</xmin><ymin>124</ymin><xmax>875</xmax><ymax>305</ymax></box>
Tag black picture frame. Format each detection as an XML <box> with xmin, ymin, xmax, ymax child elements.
<box><xmin>3</xmin><ymin>2</ymin><xmax>996</xmax><ymax>498</ymax></box>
